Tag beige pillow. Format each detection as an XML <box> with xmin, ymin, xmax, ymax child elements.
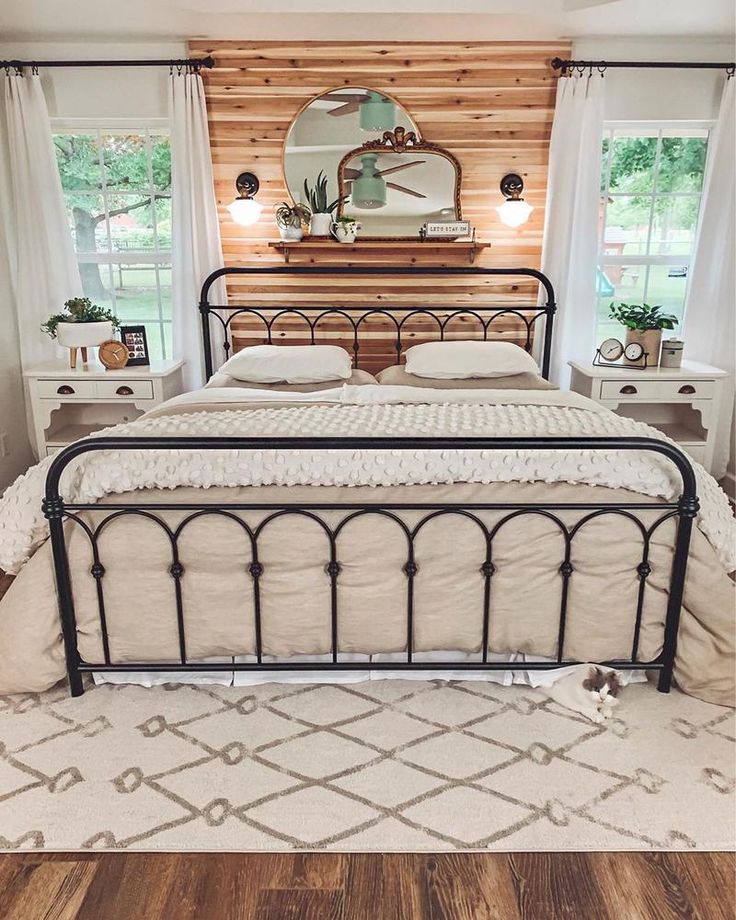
<box><xmin>376</xmin><ymin>365</ymin><xmax>556</xmax><ymax>390</ymax></box>
<box><xmin>206</xmin><ymin>368</ymin><xmax>377</xmax><ymax>391</ymax></box>
<box><xmin>404</xmin><ymin>340</ymin><xmax>540</xmax><ymax>379</ymax></box>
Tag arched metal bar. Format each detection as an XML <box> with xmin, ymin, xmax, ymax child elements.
<box><xmin>64</xmin><ymin>512</ymin><xmax>112</xmax><ymax>665</ymax></box>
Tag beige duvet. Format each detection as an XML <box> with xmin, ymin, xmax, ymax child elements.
<box><xmin>0</xmin><ymin>387</ymin><xmax>733</xmax><ymax>705</ymax></box>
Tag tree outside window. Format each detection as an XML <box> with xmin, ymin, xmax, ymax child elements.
<box><xmin>53</xmin><ymin>129</ymin><xmax>172</xmax><ymax>359</ymax></box>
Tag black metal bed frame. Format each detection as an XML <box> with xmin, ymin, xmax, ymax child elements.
<box><xmin>44</xmin><ymin>266</ymin><xmax>698</xmax><ymax>697</ymax></box>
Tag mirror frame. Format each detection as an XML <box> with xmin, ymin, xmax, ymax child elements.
<box><xmin>336</xmin><ymin>127</ymin><xmax>463</xmax><ymax>240</ymax></box>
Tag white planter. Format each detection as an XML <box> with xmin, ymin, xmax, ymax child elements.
<box><xmin>56</xmin><ymin>321</ymin><xmax>114</xmax><ymax>349</ymax></box>
<box><xmin>279</xmin><ymin>225</ymin><xmax>303</xmax><ymax>242</ymax></box>
<box><xmin>56</xmin><ymin>321</ymin><xmax>114</xmax><ymax>368</ymax></box>
<box><xmin>309</xmin><ymin>213</ymin><xmax>332</xmax><ymax>237</ymax></box>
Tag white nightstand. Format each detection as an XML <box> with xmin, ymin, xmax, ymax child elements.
<box><xmin>24</xmin><ymin>359</ymin><xmax>185</xmax><ymax>458</ymax></box>
<box><xmin>569</xmin><ymin>360</ymin><xmax>729</xmax><ymax>475</ymax></box>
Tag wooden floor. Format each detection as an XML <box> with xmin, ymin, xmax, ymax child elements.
<box><xmin>0</xmin><ymin>852</ymin><xmax>732</xmax><ymax>919</ymax></box>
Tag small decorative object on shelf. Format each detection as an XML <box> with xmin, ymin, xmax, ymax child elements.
<box><xmin>119</xmin><ymin>325</ymin><xmax>150</xmax><ymax>367</ymax></box>
<box><xmin>331</xmin><ymin>216</ymin><xmax>361</xmax><ymax>243</ymax></box>
<box><xmin>607</xmin><ymin>302</ymin><xmax>679</xmax><ymax>367</ymax></box>
<box><xmin>303</xmin><ymin>171</ymin><xmax>345</xmax><ymax>236</ymax></box>
<box><xmin>660</xmin><ymin>338</ymin><xmax>685</xmax><ymax>369</ymax></box>
<box><xmin>274</xmin><ymin>201</ymin><xmax>311</xmax><ymax>242</ymax></box>
<box><xmin>98</xmin><ymin>339</ymin><xmax>130</xmax><ymax>370</ymax></box>
<box><xmin>419</xmin><ymin>220</ymin><xmax>473</xmax><ymax>240</ymax></box>
<box><xmin>593</xmin><ymin>337</ymin><xmax>649</xmax><ymax>370</ymax></box>
<box><xmin>41</xmin><ymin>297</ymin><xmax>120</xmax><ymax>369</ymax></box>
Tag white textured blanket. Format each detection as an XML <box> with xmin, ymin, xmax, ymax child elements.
<box><xmin>1</xmin><ymin>392</ymin><xmax>734</xmax><ymax>574</ymax></box>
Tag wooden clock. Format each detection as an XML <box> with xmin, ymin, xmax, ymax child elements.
<box><xmin>98</xmin><ymin>339</ymin><xmax>130</xmax><ymax>370</ymax></box>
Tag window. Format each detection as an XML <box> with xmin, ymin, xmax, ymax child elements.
<box><xmin>596</xmin><ymin>124</ymin><xmax>709</xmax><ymax>342</ymax></box>
<box><xmin>53</xmin><ymin>127</ymin><xmax>172</xmax><ymax>360</ymax></box>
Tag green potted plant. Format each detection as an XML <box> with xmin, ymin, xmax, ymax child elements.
<box><xmin>302</xmin><ymin>171</ymin><xmax>344</xmax><ymax>237</ymax></box>
<box><xmin>42</xmin><ymin>297</ymin><xmax>120</xmax><ymax>368</ymax></box>
<box><xmin>330</xmin><ymin>215</ymin><xmax>361</xmax><ymax>244</ymax></box>
<box><xmin>608</xmin><ymin>302</ymin><xmax>679</xmax><ymax>367</ymax></box>
<box><xmin>274</xmin><ymin>201</ymin><xmax>311</xmax><ymax>242</ymax></box>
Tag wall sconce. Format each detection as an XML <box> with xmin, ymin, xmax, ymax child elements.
<box><xmin>227</xmin><ymin>172</ymin><xmax>264</xmax><ymax>226</ymax></box>
<box><xmin>496</xmin><ymin>173</ymin><xmax>534</xmax><ymax>228</ymax></box>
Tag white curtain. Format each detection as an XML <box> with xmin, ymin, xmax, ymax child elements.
<box><xmin>540</xmin><ymin>73</ymin><xmax>605</xmax><ymax>386</ymax></box>
<box><xmin>1</xmin><ymin>71</ymin><xmax>82</xmax><ymax>369</ymax></box>
<box><xmin>169</xmin><ymin>70</ymin><xmax>225</xmax><ymax>390</ymax></box>
<box><xmin>682</xmin><ymin>78</ymin><xmax>735</xmax><ymax>482</ymax></box>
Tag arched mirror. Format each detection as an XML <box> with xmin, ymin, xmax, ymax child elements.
<box><xmin>337</xmin><ymin>128</ymin><xmax>462</xmax><ymax>237</ymax></box>
<box><xmin>283</xmin><ymin>87</ymin><xmax>420</xmax><ymax>234</ymax></box>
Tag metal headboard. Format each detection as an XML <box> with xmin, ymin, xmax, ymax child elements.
<box><xmin>198</xmin><ymin>266</ymin><xmax>557</xmax><ymax>381</ymax></box>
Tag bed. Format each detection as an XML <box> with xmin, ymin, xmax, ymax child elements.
<box><xmin>0</xmin><ymin>266</ymin><xmax>733</xmax><ymax>704</ymax></box>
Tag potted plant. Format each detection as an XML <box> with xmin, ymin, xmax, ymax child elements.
<box><xmin>42</xmin><ymin>297</ymin><xmax>120</xmax><ymax>368</ymax></box>
<box><xmin>330</xmin><ymin>215</ymin><xmax>361</xmax><ymax>244</ymax></box>
<box><xmin>608</xmin><ymin>302</ymin><xmax>679</xmax><ymax>367</ymax></box>
<box><xmin>303</xmin><ymin>171</ymin><xmax>344</xmax><ymax>237</ymax></box>
<box><xmin>274</xmin><ymin>201</ymin><xmax>311</xmax><ymax>242</ymax></box>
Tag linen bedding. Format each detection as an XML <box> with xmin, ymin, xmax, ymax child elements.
<box><xmin>0</xmin><ymin>383</ymin><xmax>734</xmax><ymax>704</ymax></box>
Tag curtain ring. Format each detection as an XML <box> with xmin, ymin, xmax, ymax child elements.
<box><xmin>597</xmin><ymin>65</ymin><xmax>606</xmax><ymax>77</ymax></box>
<box><xmin>31</xmin><ymin>64</ymin><xmax>39</xmax><ymax>76</ymax></box>
<box><xmin>727</xmin><ymin>65</ymin><xmax>735</xmax><ymax>79</ymax></box>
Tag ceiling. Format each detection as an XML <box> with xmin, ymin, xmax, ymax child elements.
<box><xmin>0</xmin><ymin>0</ymin><xmax>733</xmax><ymax>42</ymax></box>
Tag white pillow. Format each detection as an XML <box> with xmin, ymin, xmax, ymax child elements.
<box><xmin>404</xmin><ymin>341</ymin><xmax>539</xmax><ymax>379</ymax></box>
<box><xmin>218</xmin><ymin>344</ymin><xmax>352</xmax><ymax>384</ymax></box>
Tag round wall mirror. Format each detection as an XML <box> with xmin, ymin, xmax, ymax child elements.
<box><xmin>283</xmin><ymin>86</ymin><xmax>420</xmax><ymax>234</ymax></box>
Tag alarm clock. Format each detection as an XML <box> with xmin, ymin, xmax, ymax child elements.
<box><xmin>98</xmin><ymin>339</ymin><xmax>130</xmax><ymax>370</ymax></box>
<box><xmin>623</xmin><ymin>341</ymin><xmax>645</xmax><ymax>362</ymax></box>
<box><xmin>599</xmin><ymin>338</ymin><xmax>624</xmax><ymax>362</ymax></box>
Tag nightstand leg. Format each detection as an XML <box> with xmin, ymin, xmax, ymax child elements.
<box><xmin>69</xmin><ymin>347</ymin><xmax>77</xmax><ymax>369</ymax></box>
<box><xmin>80</xmin><ymin>347</ymin><xmax>88</xmax><ymax>364</ymax></box>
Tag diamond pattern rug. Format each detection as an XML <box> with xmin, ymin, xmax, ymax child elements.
<box><xmin>0</xmin><ymin>678</ymin><xmax>733</xmax><ymax>851</ymax></box>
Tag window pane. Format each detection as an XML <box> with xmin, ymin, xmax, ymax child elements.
<box><xmin>107</xmin><ymin>195</ymin><xmax>157</xmax><ymax>251</ymax></box>
<box><xmin>54</xmin><ymin>134</ymin><xmax>102</xmax><ymax>192</ymax></box>
<box><xmin>153</xmin><ymin>196</ymin><xmax>172</xmax><ymax>249</ymax></box>
<box><xmin>78</xmin><ymin>262</ymin><xmax>117</xmax><ymax>311</ymax></box>
<box><xmin>596</xmin><ymin>264</ymin><xmax>647</xmax><ymax>343</ymax></box>
<box><xmin>608</xmin><ymin>133</ymin><xmax>658</xmax><ymax>193</ymax></box>
<box><xmin>112</xmin><ymin>263</ymin><xmax>164</xmax><ymax>323</ymax></box>
<box><xmin>102</xmin><ymin>134</ymin><xmax>152</xmax><ymax>192</ymax></box>
<box><xmin>603</xmin><ymin>196</ymin><xmax>650</xmax><ymax>256</ymax></box>
<box><xmin>644</xmin><ymin>266</ymin><xmax>688</xmax><ymax>328</ymax></box>
<box><xmin>657</xmin><ymin>135</ymin><xmax>708</xmax><ymax>193</ymax></box>
<box><xmin>63</xmin><ymin>193</ymin><xmax>110</xmax><ymax>252</ymax></box>
<box><xmin>649</xmin><ymin>196</ymin><xmax>702</xmax><ymax>255</ymax></box>
<box><xmin>150</xmin><ymin>135</ymin><xmax>172</xmax><ymax>191</ymax></box>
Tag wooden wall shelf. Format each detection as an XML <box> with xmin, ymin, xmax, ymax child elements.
<box><xmin>268</xmin><ymin>240</ymin><xmax>490</xmax><ymax>265</ymax></box>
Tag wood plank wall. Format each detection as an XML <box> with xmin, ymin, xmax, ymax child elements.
<box><xmin>190</xmin><ymin>41</ymin><xmax>569</xmax><ymax>371</ymax></box>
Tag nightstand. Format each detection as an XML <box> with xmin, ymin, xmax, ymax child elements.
<box><xmin>568</xmin><ymin>360</ymin><xmax>729</xmax><ymax>475</ymax></box>
<box><xmin>24</xmin><ymin>359</ymin><xmax>185</xmax><ymax>457</ymax></box>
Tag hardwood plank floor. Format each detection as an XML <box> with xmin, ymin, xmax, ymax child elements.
<box><xmin>0</xmin><ymin>852</ymin><xmax>731</xmax><ymax>919</ymax></box>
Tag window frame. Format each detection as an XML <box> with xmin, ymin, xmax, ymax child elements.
<box><xmin>52</xmin><ymin>118</ymin><xmax>173</xmax><ymax>360</ymax></box>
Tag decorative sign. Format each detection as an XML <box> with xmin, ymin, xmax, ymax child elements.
<box><xmin>420</xmin><ymin>220</ymin><xmax>472</xmax><ymax>240</ymax></box>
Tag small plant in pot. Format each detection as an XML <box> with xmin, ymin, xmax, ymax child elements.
<box><xmin>42</xmin><ymin>297</ymin><xmax>120</xmax><ymax>368</ymax></box>
<box><xmin>608</xmin><ymin>302</ymin><xmax>679</xmax><ymax>367</ymax></box>
<box><xmin>274</xmin><ymin>201</ymin><xmax>311</xmax><ymax>242</ymax></box>
<box><xmin>331</xmin><ymin>215</ymin><xmax>361</xmax><ymax>244</ymax></box>
<box><xmin>303</xmin><ymin>171</ymin><xmax>345</xmax><ymax>237</ymax></box>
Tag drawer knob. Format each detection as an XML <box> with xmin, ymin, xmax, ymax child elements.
<box><xmin>57</xmin><ymin>385</ymin><xmax>75</xmax><ymax>395</ymax></box>
<box><xmin>678</xmin><ymin>384</ymin><xmax>696</xmax><ymax>395</ymax></box>
<box><xmin>620</xmin><ymin>384</ymin><xmax>638</xmax><ymax>395</ymax></box>
<box><xmin>116</xmin><ymin>385</ymin><xmax>134</xmax><ymax>396</ymax></box>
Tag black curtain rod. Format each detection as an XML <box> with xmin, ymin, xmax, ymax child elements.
<box><xmin>1</xmin><ymin>55</ymin><xmax>215</xmax><ymax>70</ymax></box>
<box><xmin>552</xmin><ymin>57</ymin><xmax>734</xmax><ymax>73</ymax></box>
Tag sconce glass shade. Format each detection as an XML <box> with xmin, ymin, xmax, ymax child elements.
<box><xmin>227</xmin><ymin>197</ymin><xmax>264</xmax><ymax>226</ymax></box>
<box><xmin>496</xmin><ymin>198</ymin><xmax>534</xmax><ymax>228</ymax></box>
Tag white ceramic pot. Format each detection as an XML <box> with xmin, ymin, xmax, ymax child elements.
<box><xmin>309</xmin><ymin>213</ymin><xmax>332</xmax><ymax>237</ymax></box>
<box><xmin>279</xmin><ymin>225</ymin><xmax>303</xmax><ymax>242</ymax></box>
<box><xmin>331</xmin><ymin>222</ymin><xmax>359</xmax><ymax>244</ymax></box>
<box><xmin>56</xmin><ymin>321</ymin><xmax>114</xmax><ymax>349</ymax></box>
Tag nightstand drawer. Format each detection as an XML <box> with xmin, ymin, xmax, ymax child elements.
<box><xmin>95</xmin><ymin>380</ymin><xmax>154</xmax><ymax>400</ymax></box>
<box><xmin>37</xmin><ymin>379</ymin><xmax>98</xmax><ymax>400</ymax></box>
<box><xmin>600</xmin><ymin>380</ymin><xmax>661</xmax><ymax>400</ymax></box>
<box><xmin>658</xmin><ymin>379</ymin><xmax>714</xmax><ymax>401</ymax></box>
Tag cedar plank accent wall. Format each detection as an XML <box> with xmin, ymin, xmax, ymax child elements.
<box><xmin>190</xmin><ymin>41</ymin><xmax>569</xmax><ymax>371</ymax></box>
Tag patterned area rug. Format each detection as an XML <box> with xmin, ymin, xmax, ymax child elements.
<box><xmin>0</xmin><ymin>678</ymin><xmax>733</xmax><ymax>851</ymax></box>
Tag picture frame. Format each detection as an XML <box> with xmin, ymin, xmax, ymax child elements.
<box><xmin>119</xmin><ymin>325</ymin><xmax>150</xmax><ymax>366</ymax></box>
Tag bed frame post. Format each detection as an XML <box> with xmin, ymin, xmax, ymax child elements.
<box><xmin>199</xmin><ymin>297</ymin><xmax>214</xmax><ymax>382</ymax></box>
<box><xmin>42</xmin><ymin>493</ymin><xmax>84</xmax><ymax>697</ymax></box>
